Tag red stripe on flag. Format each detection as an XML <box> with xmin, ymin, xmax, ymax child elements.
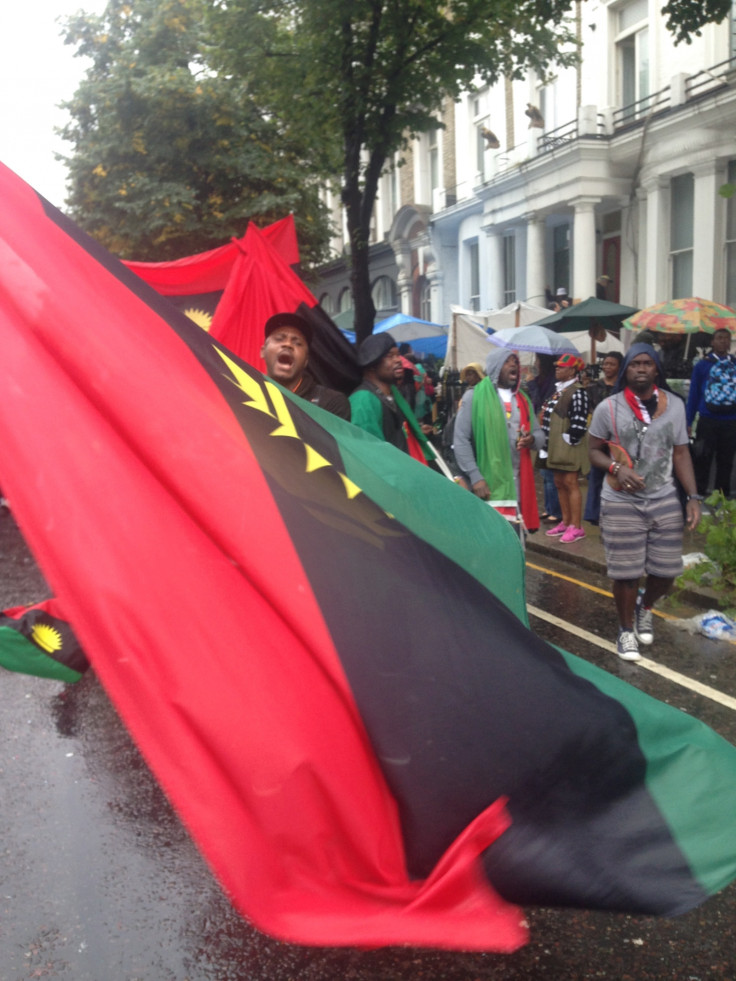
<box><xmin>0</xmin><ymin>164</ymin><xmax>525</xmax><ymax>950</ymax></box>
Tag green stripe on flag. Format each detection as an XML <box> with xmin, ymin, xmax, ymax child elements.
<box><xmin>0</xmin><ymin>626</ymin><xmax>83</xmax><ymax>683</ymax></box>
<box><xmin>558</xmin><ymin>646</ymin><xmax>736</xmax><ymax>897</ymax></box>
<box><xmin>291</xmin><ymin>393</ymin><xmax>528</xmax><ymax>624</ymax></box>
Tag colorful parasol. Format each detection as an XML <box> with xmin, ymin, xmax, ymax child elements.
<box><xmin>622</xmin><ymin>297</ymin><xmax>736</xmax><ymax>334</ymax></box>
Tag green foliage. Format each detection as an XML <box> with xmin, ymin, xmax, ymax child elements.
<box><xmin>59</xmin><ymin>0</ymin><xmax>331</xmax><ymax>264</ymax></box>
<box><xmin>660</xmin><ymin>0</ymin><xmax>731</xmax><ymax>45</ymax></box>
<box><xmin>59</xmin><ymin>0</ymin><xmax>733</xmax><ymax>279</ymax></box>
<box><xmin>719</xmin><ymin>183</ymin><xmax>736</xmax><ymax>200</ymax></box>
<box><xmin>676</xmin><ymin>492</ymin><xmax>736</xmax><ymax>611</ymax></box>
<box><xmin>207</xmin><ymin>0</ymin><xmax>581</xmax><ymax>339</ymax></box>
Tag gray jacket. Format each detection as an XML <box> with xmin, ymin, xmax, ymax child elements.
<box><xmin>453</xmin><ymin>347</ymin><xmax>544</xmax><ymax>488</ymax></box>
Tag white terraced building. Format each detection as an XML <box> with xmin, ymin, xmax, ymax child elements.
<box><xmin>315</xmin><ymin>0</ymin><xmax>736</xmax><ymax>328</ymax></box>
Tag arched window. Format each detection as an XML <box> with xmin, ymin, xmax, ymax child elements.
<box><xmin>319</xmin><ymin>292</ymin><xmax>335</xmax><ymax>314</ymax></box>
<box><xmin>371</xmin><ymin>276</ymin><xmax>397</xmax><ymax>312</ymax></box>
<box><xmin>415</xmin><ymin>275</ymin><xmax>432</xmax><ymax>321</ymax></box>
<box><xmin>338</xmin><ymin>288</ymin><xmax>353</xmax><ymax>313</ymax></box>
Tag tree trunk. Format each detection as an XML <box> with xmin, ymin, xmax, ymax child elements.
<box><xmin>343</xmin><ymin>143</ymin><xmax>388</xmax><ymax>346</ymax></box>
<box><xmin>349</xmin><ymin>219</ymin><xmax>376</xmax><ymax>346</ymax></box>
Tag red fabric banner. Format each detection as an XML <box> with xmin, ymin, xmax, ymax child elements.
<box><xmin>122</xmin><ymin>215</ymin><xmax>300</xmax><ymax>295</ymax></box>
<box><xmin>209</xmin><ymin>223</ymin><xmax>319</xmax><ymax>375</ymax></box>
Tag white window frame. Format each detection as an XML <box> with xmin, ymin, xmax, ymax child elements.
<box><xmin>503</xmin><ymin>233</ymin><xmax>516</xmax><ymax>305</ymax></box>
<box><xmin>467</xmin><ymin>239</ymin><xmax>480</xmax><ymax>312</ymax></box>
<box><xmin>613</xmin><ymin>0</ymin><xmax>650</xmax><ymax>118</ymax></box>
<box><xmin>725</xmin><ymin>160</ymin><xmax>736</xmax><ymax>308</ymax></box>
<box><xmin>670</xmin><ymin>173</ymin><xmax>694</xmax><ymax>299</ymax></box>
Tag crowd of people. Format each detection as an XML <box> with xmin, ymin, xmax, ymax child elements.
<box><xmin>259</xmin><ymin>311</ymin><xmax>733</xmax><ymax>662</ymax></box>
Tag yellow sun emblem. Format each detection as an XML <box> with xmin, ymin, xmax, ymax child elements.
<box><xmin>184</xmin><ymin>307</ymin><xmax>213</xmax><ymax>331</ymax></box>
<box><xmin>31</xmin><ymin>623</ymin><xmax>63</xmax><ymax>654</ymax></box>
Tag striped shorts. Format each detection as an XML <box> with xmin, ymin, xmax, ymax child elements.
<box><xmin>600</xmin><ymin>492</ymin><xmax>684</xmax><ymax>581</ymax></box>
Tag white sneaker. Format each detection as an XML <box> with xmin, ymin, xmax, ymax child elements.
<box><xmin>617</xmin><ymin>629</ymin><xmax>641</xmax><ymax>661</ymax></box>
<box><xmin>634</xmin><ymin>596</ymin><xmax>654</xmax><ymax>645</ymax></box>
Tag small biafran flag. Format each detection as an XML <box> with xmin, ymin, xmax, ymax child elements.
<box><xmin>0</xmin><ymin>599</ymin><xmax>88</xmax><ymax>682</ymax></box>
<box><xmin>1</xmin><ymin>160</ymin><xmax>736</xmax><ymax>951</ymax></box>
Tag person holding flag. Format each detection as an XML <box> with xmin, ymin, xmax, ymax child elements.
<box><xmin>350</xmin><ymin>333</ymin><xmax>434</xmax><ymax>464</ymax></box>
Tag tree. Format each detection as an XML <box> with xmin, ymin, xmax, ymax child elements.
<box><xmin>208</xmin><ymin>0</ymin><xmax>585</xmax><ymax>343</ymax></box>
<box><xmin>661</xmin><ymin>0</ymin><xmax>731</xmax><ymax>45</ymax></box>
<box><xmin>60</xmin><ymin>0</ymin><xmax>332</xmax><ymax>263</ymax></box>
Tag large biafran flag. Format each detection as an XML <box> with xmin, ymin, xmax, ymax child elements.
<box><xmin>2</xmin><ymin>162</ymin><xmax>736</xmax><ymax>951</ymax></box>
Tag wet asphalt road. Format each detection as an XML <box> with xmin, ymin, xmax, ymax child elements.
<box><xmin>2</xmin><ymin>513</ymin><xmax>736</xmax><ymax>980</ymax></box>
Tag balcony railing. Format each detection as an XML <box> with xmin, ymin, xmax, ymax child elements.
<box><xmin>537</xmin><ymin>118</ymin><xmax>578</xmax><ymax>155</ymax></box>
<box><xmin>611</xmin><ymin>86</ymin><xmax>671</xmax><ymax>130</ymax></box>
<box><xmin>686</xmin><ymin>55</ymin><xmax>736</xmax><ymax>100</ymax></box>
<box><xmin>436</xmin><ymin>55</ymin><xmax>736</xmax><ymax>207</ymax></box>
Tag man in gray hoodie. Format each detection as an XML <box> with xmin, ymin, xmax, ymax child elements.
<box><xmin>453</xmin><ymin>347</ymin><xmax>544</xmax><ymax>531</ymax></box>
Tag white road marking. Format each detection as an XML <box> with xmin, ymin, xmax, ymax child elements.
<box><xmin>527</xmin><ymin>604</ymin><xmax>736</xmax><ymax>712</ymax></box>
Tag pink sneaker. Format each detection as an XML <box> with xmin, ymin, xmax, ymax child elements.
<box><xmin>559</xmin><ymin>526</ymin><xmax>586</xmax><ymax>544</ymax></box>
<box><xmin>545</xmin><ymin>521</ymin><xmax>568</xmax><ymax>537</ymax></box>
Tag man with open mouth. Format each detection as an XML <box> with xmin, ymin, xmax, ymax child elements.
<box><xmin>261</xmin><ymin>312</ymin><xmax>351</xmax><ymax>420</ymax></box>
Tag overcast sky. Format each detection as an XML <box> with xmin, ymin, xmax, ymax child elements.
<box><xmin>0</xmin><ymin>1</ymin><xmax>108</xmax><ymax>209</ymax></box>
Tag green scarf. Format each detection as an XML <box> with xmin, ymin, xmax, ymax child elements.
<box><xmin>391</xmin><ymin>385</ymin><xmax>433</xmax><ymax>462</ymax></box>
<box><xmin>471</xmin><ymin>377</ymin><xmax>517</xmax><ymax>503</ymax></box>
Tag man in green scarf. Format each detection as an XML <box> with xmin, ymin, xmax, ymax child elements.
<box><xmin>453</xmin><ymin>347</ymin><xmax>543</xmax><ymax>530</ymax></box>
<box><xmin>350</xmin><ymin>333</ymin><xmax>434</xmax><ymax>465</ymax></box>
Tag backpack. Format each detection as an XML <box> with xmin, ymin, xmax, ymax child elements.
<box><xmin>704</xmin><ymin>356</ymin><xmax>736</xmax><ymax>415</ymax></box>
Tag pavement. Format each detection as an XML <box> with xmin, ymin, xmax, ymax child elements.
<box><xmin>525</xmin><ymin>474</ymin><xmax>718</xmax><ymax>611</ymax></box>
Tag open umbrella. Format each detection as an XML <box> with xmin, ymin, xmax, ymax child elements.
<box><xmin>374</xmin><ymin>312</ymin><xmax>449</xmax><ymax>358</ymax></box>
<box><xmin>537</xmin><ymin>296</ymin><xmax>639</xmax><ymax>361</ymax></box>
<box><xmin>374</xmin><ymin>312</ymin><xmax>448</xmax><ymax>342</ymax></box>
<box><xmin>537</xmin><ymin>296</ymin><xmax>640</xmax><ymax>333</ymax></box>
<box><xmin>622</xmin><ymin>297</ymin><xmax>736</xmax><ymax>334</ymax></box>
<box><xmin>487</xmin><ymin>325</ymin><xmax>584</xmax><ymax>356</ymax></box>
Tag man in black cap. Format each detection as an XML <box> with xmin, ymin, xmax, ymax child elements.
<box><xmin>349</xmin><ymin>333</ymin><xmax>433</xmax><ymax>456</ymax></box>
<box><xmin>261</xmin><ymin>312</ymin><xmax>351</xmax><ymax>420</ymax></box>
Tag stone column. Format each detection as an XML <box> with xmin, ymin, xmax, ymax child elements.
<box><xmin>692</xmin><ymin>161</ymin><xmax>718</xmax><ymax>300</ymax></box>
<box><xmin>525</xmin><ymin>213</ymin><xmax>546</xmax><ymax>306</ymax></box>
<box><xmin>571</xmin><ymin>197</ymin><xmax>599</xmax><ymax>301</ymax></box>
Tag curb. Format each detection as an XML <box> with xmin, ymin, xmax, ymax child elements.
<box><xmin>525</xmin><ymin>530</ymin><xmax>719</xmax><ymax>613</ymax></box>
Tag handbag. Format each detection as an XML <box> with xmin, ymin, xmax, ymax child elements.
<box><xmin>604</xmin><ymin>399</ymin><xmax>632</xmax><ymax>490</ymax></box>
<box><xmin>606</xmin><ymin>441</ymin><xmax>633</xmax><ymax>490</ymax></box>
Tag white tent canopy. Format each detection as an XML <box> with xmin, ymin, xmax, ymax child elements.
<box><xmin>446</xmin><ymin>304</ymin><xmax>624</xmax><ymax>371</ymax></box>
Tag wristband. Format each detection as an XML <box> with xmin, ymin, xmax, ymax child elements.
<box><xmin>686</xmin><ymin>494</ymin><xmax>704</xmax><ymax>501</ymax></box>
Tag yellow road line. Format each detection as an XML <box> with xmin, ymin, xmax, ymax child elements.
<box><xmin>526</xmin><ymin>560</ymin><xmax>678</xmax><ymax>621</ymax></box>
<box><xmin>527</xmin><ymin>604</ymin><xmax>736</xmax><ymax>712</ymax></box>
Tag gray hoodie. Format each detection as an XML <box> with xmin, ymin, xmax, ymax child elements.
<box><xmin>453</xmin><ymin>347</ymin><xmax>544</xmax><ymax>489</ymax></box>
